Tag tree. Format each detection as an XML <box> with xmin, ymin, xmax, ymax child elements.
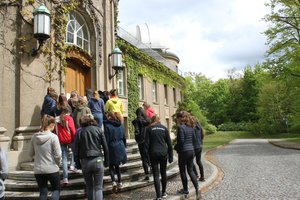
<box><xmin>264</xmin><ymin>0</ymin><xmax>300</xmax><ymax>77</ymax></box>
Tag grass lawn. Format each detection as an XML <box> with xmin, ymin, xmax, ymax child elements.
<box><xmin>203</xmin><ymin>131</ymin><xmax>300</xmax><ymax>151</ymax></box>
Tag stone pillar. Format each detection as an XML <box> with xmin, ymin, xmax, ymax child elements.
<box><xmin>0</xmin><ymin>127</ymin><xmax>10</xmax><ymax>151</ymax></box>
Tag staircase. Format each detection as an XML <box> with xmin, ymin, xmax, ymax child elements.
<box><xmin>5</xmin><ymin>140</ymin><xmax>179</xmax><ymax>199</ymax></box>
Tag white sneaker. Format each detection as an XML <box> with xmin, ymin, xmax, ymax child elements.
<box><xmin>112</xmin><ymin>181</ymin><xmax>117</xmax><ymax>190</ymax></box>
<box><xmin>117</xmin><ymin>182</ymin><xmax>123</xmax><ymax>189</ymax></box>
<box><xmin>61</xmin><ymin>178</ymin><xmax>69</xmax><ymax>185</ymax></box>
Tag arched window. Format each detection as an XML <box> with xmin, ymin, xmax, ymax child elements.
<box><xmin>66</xmin><ymin>11</ymin><xmax>90</xmax><ymax>53</ymax></box>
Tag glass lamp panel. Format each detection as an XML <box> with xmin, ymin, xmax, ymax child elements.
<box><xmin>113</xmin><ymin>54</ymin><xmax>122</xmax><ymax>67</ymax></box>
<box><xmin>44</xmin><ymin>15</ymin><xmax>50</xmax><ymax>35</ymax></box>
<box><xmin>37</xmin><ymin>15</ymin><xmax>45</xmax><ymax>34</ymax></box>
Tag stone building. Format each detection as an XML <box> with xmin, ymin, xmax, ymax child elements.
<box><xmin>0</xmin><ymin>0</ymin><xmax>184</xmax><ymax>170</ymax></box>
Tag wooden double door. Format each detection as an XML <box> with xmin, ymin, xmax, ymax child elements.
<box><xmin>65</xmin><ymin>59</ymin><xmax>91</xmax><ymax>96</ymax></box>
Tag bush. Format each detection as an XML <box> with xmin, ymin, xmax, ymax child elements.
<box><xmin>217</xmin><ymin>122</ymin><xmax>254</xmax><ymax>132</ymax></box>
<box><xmin>205</xmin><ymin>124</ymin><xmax>217</xmax><ymax>134</ymax></box>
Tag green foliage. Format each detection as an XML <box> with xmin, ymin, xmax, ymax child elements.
<box><xmin>217</xmin><ymin>122</ymin><xmax>254</xmax><ymax>132</ymax></box>
<box><xmin>117</xmin><ymin>39</ymin><xmax>185</xmax><ymax>87</ymax></box>
<box><xmin>205</xmin><ymin>124</ymin><xmax>217</xmax><ymax>135</ymax></box>
<box><xmin>264</xmin><ymin>0</ymin><xmax>300</xmax><ymax>77</ymax></box>
<box><xmin>116</xmin><ymin>38</ymin><xmax>185</xmax><ymax>137</ymax></box>
<box><xmin>124</xmin><ymin>55</ymin><xmax>139</xmax><ymax>138</ymax></box>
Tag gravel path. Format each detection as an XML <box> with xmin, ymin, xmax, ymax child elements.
<box><xmin>202</xmin><ymin>139</ymin><xmax>300</xmax><ymax>200</ymax></box>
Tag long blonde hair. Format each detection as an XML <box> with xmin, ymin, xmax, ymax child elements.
<box><xmin>40</xmin><ymin>115</ymin><xmax>55</xmax><ymax>131</ymax></box>
<box><xmin>93</xmin><ymin>91</ymin><xmax>100</xmax><ymax>100</ymax></box>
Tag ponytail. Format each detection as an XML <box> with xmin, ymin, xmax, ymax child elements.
<box><xmin>40</xmin><ymin>115</ymin><xmax>55</xmax><ymax>131</ymax></box>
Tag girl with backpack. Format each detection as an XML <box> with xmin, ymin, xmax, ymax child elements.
<box><xmin>132</xmin><ymin>107</ymin><xmax>151</xmax><ymax>181</ymax></box>
<box><xmin>56</xmin><ymin>107</ymin><xmax>76</xmax><ymax>184</ymax></box>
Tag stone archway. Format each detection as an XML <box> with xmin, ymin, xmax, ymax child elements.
<box><xmin>65</xmin><ymin>48</ymin><xmax>92</xmax><ymax>96</ymax></box>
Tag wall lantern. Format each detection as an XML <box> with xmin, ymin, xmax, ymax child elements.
<box><xmin>32</xmin><ymin>4</ymin><xmax>51</xmax><ymax>56</ymax></box>
<box><xmin>109</xmin><ymin>46</ymin><xmax>124</xmax><ymax>79</ymax></box>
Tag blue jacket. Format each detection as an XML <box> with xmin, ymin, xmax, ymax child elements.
<box><xmin>88</xmin><ymin>98</ymin><xmax>105</xmax><ymax>114</ymax></box>
<box><xmin>41</xmin><ymin>95</ymin><xmax>56</xmax><ymax>116</ymax></box>
<box><xmin>104</xmin><ymin>120</ymin><xmax>127</xmax><ymax>165</ymax></box>
<box><xmin>176</xmin><ymin>124</ymin><xmax>196</xmax><ymax>153</ymax></box>
<box><xmin>194</xmin><ymin>122</ymin><xmax>202</xmax><ymax>150</ymax></box>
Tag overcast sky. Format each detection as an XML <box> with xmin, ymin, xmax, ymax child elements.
<box><xmin>118</xmin><ymin>0</ymin><xmax>270</xmax><ymax>81</ymax></box>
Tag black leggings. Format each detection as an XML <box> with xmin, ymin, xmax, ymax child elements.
<box><xmin>193</xmin><ymin>148</ymin><xmax>204</xmax><ymax>178</ymax></box>
<box><xmin>138</xmin><ymin>143</ymin><xmax>150</xmax><ymax>174</ymax></box>
<box><xmin>150</xmin><ymin>155</ymin><xmax>168</xmax><ymax>198</ymax></box>
<box><xmin>109</xmin><ymin>164</ymin><xmax>121</xmax><ymax>183</ymax></box>
<box><xmin>178</xmin><ymin>150</ymin><xmax>198</xmax><ymax>192</ymax></box>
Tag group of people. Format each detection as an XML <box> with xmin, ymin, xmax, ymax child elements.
<box><xmin>132</xmin><ymin>105</ymin><xmax>205</xmax><ymax>200</ymax></box>
<box><xmin>30</xmin><ymin>87</ymin><xmax>126</xmax><ymax>200</ymax></box>
<box><xmin>27</xmin><ymin>87</ymin><xmax>205</xmax><ymax>200</ymax></box>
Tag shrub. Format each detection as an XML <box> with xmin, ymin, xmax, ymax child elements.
<box><xmin>205</xmin><ymin>124</ymin><xmax>217</xmax><ymax>134</ymax></box>
<box><xmin>217</xmin><ymin>122</ymin><xmax>254</xmax><ymax>132</ymax></box>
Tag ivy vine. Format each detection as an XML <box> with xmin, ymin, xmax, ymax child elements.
<box><xmin>117</xmin><ymin>38</ymin><xmax>185</xmax><ymax>137</ymax></box>
<box><xmin>117</xmin><ymin>39</ymin><xmax>185</xmax><ymax>88</ymax></box>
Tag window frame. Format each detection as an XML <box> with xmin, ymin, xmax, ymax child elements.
<box><xmin>66</xmin><ymin>11</ymin><xmax>90</xmax><ymax>53</ymax></box>
<box><xmin>152</xmin><ymin>80</ymin><xmax>158</xmax><ymax>103</ymax></box>
<box><xmin>164</xmin><ymin>84</ymin><xmax>168</xmax><ymax>105</ymax></box>
<box><xmin>138</xmin><ymin>75</ymin><xmax>144</xmax><ymax>100</ymax></box>
<box><xmin>173</xmin><ymin>88</ymin><xmax>177</xmax><ymax>106</ymax></box>
<box><xmin>117</xmin><ymin>70</ymin><xmax>125</xmax><ymax>97</ymax></box>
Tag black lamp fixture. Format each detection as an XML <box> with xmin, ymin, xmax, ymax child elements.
<box><xmin>109</xmin><ymin>46</ymin><xmax>124</xmax><ymax>79</ymax></box>
<box><xmin>32</xmin><ymin>4</ymin><xmax>51</xmax><ymax>56</ymax></box>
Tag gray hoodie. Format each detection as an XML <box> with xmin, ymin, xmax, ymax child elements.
<box><xmin>29</xmin><ymin>131</ymin><xmax>62</xmax><ymax>174</ymax></box>
<box><xmin>0</xmin><ymin>147</ymin><xmax>8</xmax><ymax>198</ymax></box>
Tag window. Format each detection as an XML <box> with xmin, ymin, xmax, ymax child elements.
<box><xmin>117</xmin><ymin>70</ymin><xmax>125</xmax><ymax>96</ymax></box>
<box><xmin>166</xmin><ymin>118</ymin><xmax>170</xmax><ymax>130</ymax></box>
<box><xmin>152</xmin><ymin>80</ymin><xmax>158</xmax><ymax>102</ymax></box>
<box><xmin>180</xmin><ymin>91</ymin><xmax>183</xmax><ymax>103</ymax></box>
<box><xmin>138</xmin><ymin>75</ymin><xmax>144</xmax><ymax>100</ymax></box>
<box><xmin>66</xmin><ymin>11</ymin><xmax>90</xmax><ymax>53</ymax></box>
<box><xmin>173</xmin><ymin>88</ymin><xmax>177</xmax><ymax>106</ymax></box>
<box><xmin>164</xmin><ymin>84</ymin><xmax>168</xmax><ymax>105</ymax></box>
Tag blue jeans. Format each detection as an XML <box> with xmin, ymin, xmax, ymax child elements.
<box><xmin>35</xmin><ymin>172</ymin><xmax>60</xmax><ymax>200</ymax></box>
<box><xmin>81</xmin><ymin>157</ymin><xmax>104</xmax><ymax>200</ymax></box>
<box><xmin>93</xmin><ymin>112</ymin><xmax>103</xmax><ymax>129</ymax></box>
<box><xmin>61</xmin><ymin>145</ymin><xmax>71</xmax><ymax>179</ymax></box>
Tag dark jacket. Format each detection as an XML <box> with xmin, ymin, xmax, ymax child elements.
<box><xmin>176</xmin><ymin>124</ymin><xmax>196</xmax><ymax>153</ymax></box>
<box><xmin>194</xmin><ymin>122</ymin><xmax>203</xmax><ymax>150</ymax></box>
<box><xmin>74</xmin><ymin>125</ymin><xmax>109</xmax><ymax>167</ymax></box>
<box><xmin>88</xmin><ymin>98</ymin><xmax>105</xmax><ymax>114</ymax></box>
<box><xmin>145</xmin><ymin>122</ymin><xmax>173</xmax><ymax>161</ymax></box>
<box><xmin>132</xmin><ymin>117</ymin><xmax>150</xmax><ymax>144</ymax></box>
<box><xmin>41</xmin><ymin>95</ymin><xmax>56</xmax><ymax>116</ymax></box>
<box><xmin>104</xmin><ymin>120</ymin><xmax>127</xmax><ymax>165</ymax></box>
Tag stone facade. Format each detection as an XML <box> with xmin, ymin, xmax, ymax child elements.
<box><xmin>0</xmin><ymin>0</ymin><xmax>119</xmax><ymax>170</ymax></box>
<box><xmin>0</xmin><ymin>0</ymin><xmax>183</xmax><ymax>170</ymax></box>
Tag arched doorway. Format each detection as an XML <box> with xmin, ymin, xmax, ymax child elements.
<box><xmin>65</xmin><ymin>49</ymin><xmax>92</xmax><ymax>96</ymax></box>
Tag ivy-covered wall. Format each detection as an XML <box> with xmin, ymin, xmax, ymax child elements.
<box><xmin>117</xmin><ymin>38</ymin><xmax>185</xmax><ymax>137</ymax></box>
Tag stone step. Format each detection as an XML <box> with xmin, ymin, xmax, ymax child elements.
<box><xmin>5</xmin><ymin>166</ymin><xmax>179</xmax><ymax>200</ymax></box>
<box><xmin>19</xmin><ymin>153</ymin><xmax>141</xmax><ymax>172</ymax></box>
<box><xmin>6</xmin><ymin>158</ymin><xmax>177</xmax><ymax>186</ymax></box>
<box><xmin>9</xmin><ymin>159</ymin><xmax>146</xmax><ymax>181</ymax></box>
